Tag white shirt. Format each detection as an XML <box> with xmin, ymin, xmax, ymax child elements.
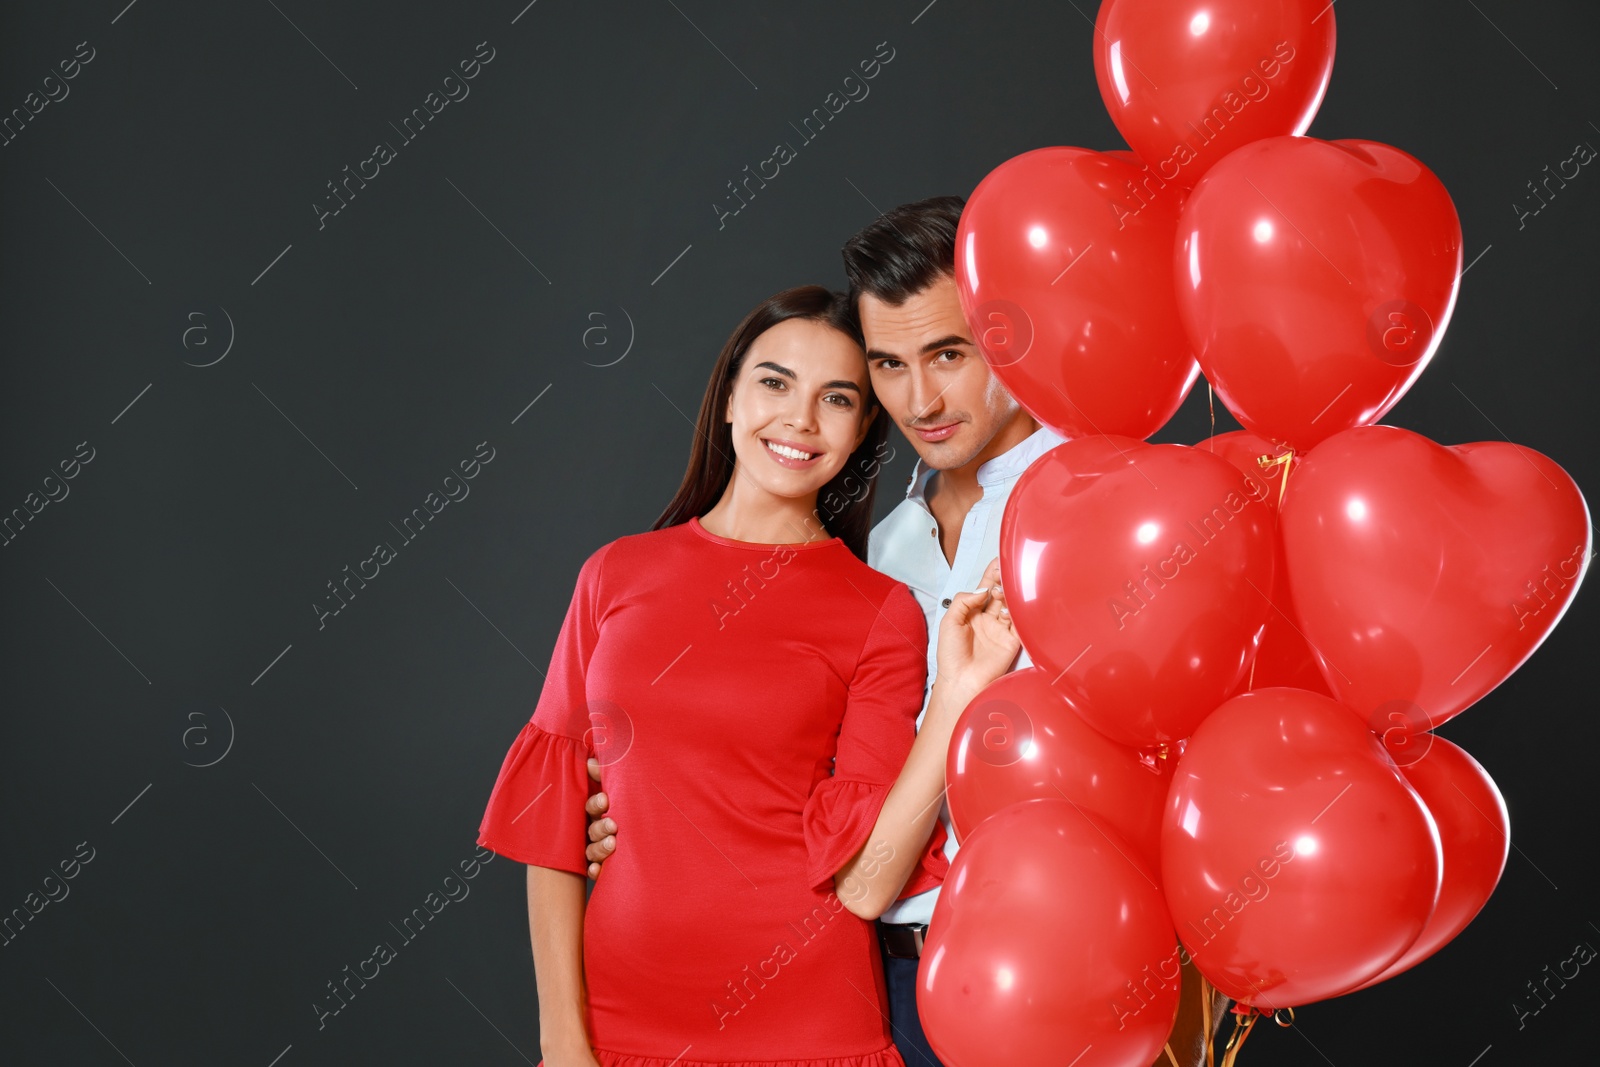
<box><xmin>869</xmin><ymin>425</ymin><xmax>1066</xmax><ymax>925</ymax></box>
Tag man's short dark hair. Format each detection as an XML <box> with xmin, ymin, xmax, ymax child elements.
<box><xmin>841</xmin><ymin>195</ymin><xmax>966</xmax><ymax>308</ymax></box>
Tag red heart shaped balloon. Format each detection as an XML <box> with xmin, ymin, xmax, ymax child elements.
<box><xmin>1198</xmin><ymin>429</ymin><xmax>1332</xmax><ymax>696</ymax></box>
<box><xmin>920</xmin><ymin>799</ymin><xmax>1180</xmax><ymax>1067</ymax></box>
<box><xmin>946</xmin><ymin>667</ymin><xmax>1173</xmax><ymax>871</ymax></box>
<box><xmin>956</xmin><ymin>146</ymin><xmax>1199</xmax><ymax>441</ymax></box>
<box><xmin>1161</xmin><ymin>687</ymin><xmax>1442</xmax><ymax>1007</ymax></box>
<box><xmin>1176</xmin><ymin>136</ymin><xmax>1463</xmax><ymax>450</ymax></box>
<box><xmin>1001</xmin><ymin>435</ymin><xmax>1276</xmax><ymax>746</ymax></box>
<box><xmin>1280</xmin><ymin>425</ymin><xmax>1591</xmax><ymax>730</ymax></box>
<box><xmin>1093</xmin><ymin>0</ymin><xmax>1336</xmax><ymax>189</ymax></box>
<box><xmin>1354</xmin><ymin>736</ymin><xmax>1509</xmax><ymax>990</ymax></box>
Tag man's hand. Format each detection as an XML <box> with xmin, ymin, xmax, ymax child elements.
<box><xmin>584</xmin><ymin>758</ymin><xmax>616</xmax><ymax>880</ymax></box>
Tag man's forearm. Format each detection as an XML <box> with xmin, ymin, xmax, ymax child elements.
<box><xmin>835</xmin><ymin>676</ymin><xmax>979</xmax><ymax>917</ymax></box>
<box><xmin>526</xmin><ymin>865</ymin><xmax>591</xmax><ymax>1055</ymax></box>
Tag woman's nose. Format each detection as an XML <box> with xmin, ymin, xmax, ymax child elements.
<box><xmin>783</xmin><ymin>401</ymin><xmax>817</xmax><ymax>432</ymax></box>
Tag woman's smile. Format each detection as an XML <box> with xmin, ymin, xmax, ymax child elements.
<box><xmin>760</xmin><ymin>435</ymin><xmax>825</xmax><ymax>468</ymax></box>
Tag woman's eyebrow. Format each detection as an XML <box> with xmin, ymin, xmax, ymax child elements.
<box><xmin>753</xmin><ymin>360</ymin><xmax>861</xmax><ymax>393</ymax></box>
<box><xmin>753</xmin><ymin>360</ymin><xmax>796</xmax><ymax>379</ymax></box>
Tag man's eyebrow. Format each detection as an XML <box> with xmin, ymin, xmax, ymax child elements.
<box><xmin>866</xmin><ymin>335</ymin><xmax>974</xmax><ymax>361</ymax></box>
<box><xmin>752</xmin><ymin>360</ymin><xmax>861</xmax><ymax>393</ymax></box>
<box><xmin>919</xmin><ymin>334</ymin><xmax>974</xmax><ymax>353</ymax></box>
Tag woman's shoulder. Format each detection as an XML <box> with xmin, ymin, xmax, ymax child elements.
<box><xmin>825</xmin><ymin>544</ymin><xmax>922</xmax><ymax>616</ymax></box>
<box><xmin>582</xmin><ymin>522</ymin><xmax>687</xmax><ymax>562</ymax></box>
<box><xmin>571</xmin><ymin>522</ymin><xmax>701</xmax><ymax>581</ymax></box>
<box><xmin>826</xmin><ymin>552</ymin><xmax>927</xmax><ymax>655</ymax></box>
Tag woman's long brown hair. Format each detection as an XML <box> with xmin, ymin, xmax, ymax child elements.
<box><xmin>652</xmin><ymin>285</ymin><xmax>891</xmax><ymax>561</ymax></box>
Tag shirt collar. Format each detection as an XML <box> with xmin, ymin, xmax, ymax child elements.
<box><xmin>904</xmin><ymin>424</ymin><xmax>1067</xmax><ymax>507</ymax></box>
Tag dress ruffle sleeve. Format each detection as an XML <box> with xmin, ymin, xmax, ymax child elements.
<box><xmin>800</xmin><ymin>583</ymin><xmax>929</xmax><ymax>894</ymax></box>
<box><xmin>477</xmin><ymin>720</ymin><xmax>597</xmax><ymax>873</ymax></box>
<box><xmin>476</xmin><ymin>543</ymin><xmax>611</xmax><ymax>874</ymax></box>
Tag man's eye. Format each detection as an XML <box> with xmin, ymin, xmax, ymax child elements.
<box><xmin>936</xmin><ymin>349</ymin><xmax>962</xmax><ymax>362</ymax></box>
<box><xmin>876</xmin><ymin>359</ymin><xmax>903</xmax><ymax>371</ymax></box>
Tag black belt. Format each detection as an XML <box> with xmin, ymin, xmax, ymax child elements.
<box><xmin>877</xmin><ymin>920</ymin><xmax>928</xmax><ymax>959</ymax></box>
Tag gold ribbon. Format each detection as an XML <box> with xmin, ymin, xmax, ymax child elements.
<box><xmin>1254</xmin><ymin>450</ymin><xmax>1296</xmax><ymax>510</ymax></box>
<box><xmin>1219</xmin><ymin>1010</ymin><xmax>1258</xmax><ymax>1067</ymax></box>
<box><xmin>1220</xmin><ymin>1002</ymin><xmax>1296</xmax><ymax>1067</ymax></box>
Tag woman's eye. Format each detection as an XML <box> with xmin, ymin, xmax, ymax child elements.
<box><xmin>760</xmin><ymin>377</ymin><xmax>785</xmax><ymax>389</ymax></box>
<box><xmin>825</xmin><ymin>393</ymin><xmax>854</xmax><ymax>407</ymax></box>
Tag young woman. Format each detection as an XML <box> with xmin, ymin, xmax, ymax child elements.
<box><xmin>476</xmin><ymin>285</ymin><xmax>1019</xmax><ymax>1067</ymax></box>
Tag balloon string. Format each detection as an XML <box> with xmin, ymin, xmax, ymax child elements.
<box><xmin>1206</xmin><ymin>381</ymin><xmax>1216</xmax><ymax>447</ymax></box>
<box><xmin>1218</xmin><ymin>1011</ymin><xmax>1259</xmax><ymax>1067</ymax></box>
<box><xmin>1254</xmin><ymin>449</ymin><xmax>1295</xmax><ymax>509</ymax></box>
<box><xmin>1163</xmin><ymin>1042</ymin><xmax>1181</xmax><ymax>1067</ymax></box>
<box><xmin>1244</xmin><ymin>448</ymin><xmax>1294</xmax><ymax>692</ymax></box>
<box><xmin>1216</xmin><ymin>1003</ymin><xmax>1295</xmax><ymax>1067</ymax></box>
<box><xmin>1200</xmin><ymin>974</ymin><xmax>1214</xmax><ymax>1067</ymax></box>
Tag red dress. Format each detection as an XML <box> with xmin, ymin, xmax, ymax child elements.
<box><xmin>477</xmin><ymin>516</ymin><xmax>945</xmax><ymax>1067</ymax></box>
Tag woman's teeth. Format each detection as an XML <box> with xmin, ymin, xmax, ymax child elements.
<box><xmin>765</xmin><ymin>440</ymin><xmax>817</xmax><ymax>460</ymax></box>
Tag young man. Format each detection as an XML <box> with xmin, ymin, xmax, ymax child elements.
<box><xmin>583</xmin><ymin>197</ymin><xmax>1224</xmax><ymax>1066</ymax></box>
<box><xmin>841</xmin><ymin>197</ymin><xmax>1060</xmax><ymax>1067</ymax></box>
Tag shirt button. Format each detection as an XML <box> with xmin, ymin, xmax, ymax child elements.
<box><xmin>930</xmin><ymin>527</ymin><xmax>937</xmax><ymax>537</ymax></box>
<box><xmin>941</xmin><ymin>597</ymin><xmax>952</xmax><ymax>608</ymax></box>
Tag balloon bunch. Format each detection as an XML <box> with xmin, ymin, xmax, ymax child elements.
<box><xmin>918</xmin><ymin>2</ymin><xmax>1593</xmax><ymax>1066</ymax></box>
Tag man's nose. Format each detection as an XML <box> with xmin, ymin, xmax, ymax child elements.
<box><xmin>908</xmin><ymin>370</ymin><xmax>943</xmax><ymax>420</ymax></box>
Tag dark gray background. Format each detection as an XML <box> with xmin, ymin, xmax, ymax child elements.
<box><xmin>2</xmin><ymin>0</ymin><xmax>1596</xmax><ymax>1063</ymax></box>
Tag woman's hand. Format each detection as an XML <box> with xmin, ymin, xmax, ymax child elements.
<box><xmin>934</xmin><ymin>556</ymin><xmax>1022</xmax><ymax>702</ymax></box>
<box><xmin>828</xmin><ymin>558</ymin><xmax>1022</xmax><ymax>917</ymax></box>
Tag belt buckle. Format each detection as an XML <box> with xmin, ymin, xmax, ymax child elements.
<box><xmin>880</xmin><ymin>921</ymin><xmax>928</xmax><ymax>959</ymax></box>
